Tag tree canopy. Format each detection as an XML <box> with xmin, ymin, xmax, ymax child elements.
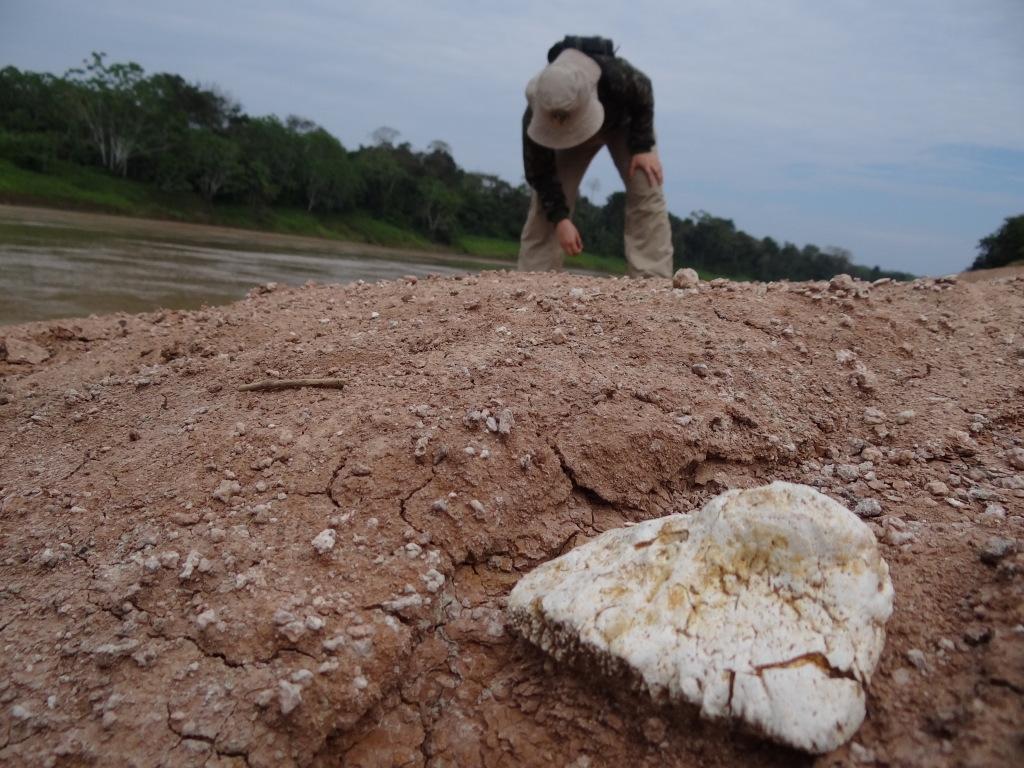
<box><xmin>0</xmin><ymin>55</ymin><xmax>915</xmax><ymax>281</ymax></box>
<box><xmin>970</xmin><ymin>214</ymin><xmax>1024</xmax><ymax>271</ymax></box>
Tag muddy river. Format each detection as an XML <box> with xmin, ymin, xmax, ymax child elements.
<box><xmin>0</xmin><ymin>205</ymin><xmax>505</xmax><ymax>325</ymax></box>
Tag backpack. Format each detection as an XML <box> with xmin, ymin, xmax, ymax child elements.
<box><xmin>547</xmin><ymin>36</ymin><xmax>616</xmax><ymax>64</ymax></box>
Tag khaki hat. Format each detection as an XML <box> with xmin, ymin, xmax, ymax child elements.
<box><xmin>525</xmin><ymin>49</ymin><xmax>604</xmax><ymax>150</ymax></box>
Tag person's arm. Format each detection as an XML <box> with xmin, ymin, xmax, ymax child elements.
<box><xmin>603</xmin><ymin>58</ymin><xmax>663</xmax><ymax>186</ymax></box>
<box><xmin>522</xmin><ymin>108</ymin><xmax>583</xmax><ymax>254</ymax></box>
<box><xmin>612</xmin><ymin>58</ymin><xmax>655</xmax><ymax>155</ymax></box>
<box><xmin>522</xmin><ymin>107</ymin><xmax>570</xmax><ymax>224</ymax></box>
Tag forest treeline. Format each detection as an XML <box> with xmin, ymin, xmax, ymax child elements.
<box><xmin>0</xmin><ymin>54</ymin><xmax>915</xmax><ymax>281</ymax></box>
<box><xmin>970</xmin><ymin>213</ymin><xmax>1024</xmax><ymax>271</ymax></box>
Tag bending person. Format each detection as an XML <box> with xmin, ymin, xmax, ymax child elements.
<box><xmin>518</xmin><ymin>36</ymin><xmax>673</xmax><ymax>278</ymax></box>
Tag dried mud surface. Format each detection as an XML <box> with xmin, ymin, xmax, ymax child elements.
<box><xmin>1</xmin><ymin>269</ymin><xmax>1023</xmax><ymax>768</ymax></box>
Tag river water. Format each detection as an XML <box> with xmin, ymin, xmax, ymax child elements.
<box><xmin>0</xmin><ymin>206</ymin><xmax>503</xmax><ymax>326</ymax></box>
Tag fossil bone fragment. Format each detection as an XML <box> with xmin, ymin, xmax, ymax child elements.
<box><xmin>508</xmin><ymin>482</ymin><xmax>894</xmax><ymax>754</ymax></box>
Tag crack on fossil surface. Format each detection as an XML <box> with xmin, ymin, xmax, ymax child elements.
<box><xmin>754</xmin><ymin>652</ymin><xmax>856</xmax><ymax>681</ymax></box>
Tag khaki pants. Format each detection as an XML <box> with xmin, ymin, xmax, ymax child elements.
<box><xmin>517</xmin><ymin>124</ymin><xmax>674</xmax><ymax>278</ymax></box>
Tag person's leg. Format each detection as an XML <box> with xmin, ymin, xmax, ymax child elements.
<box><xmin>606</xmin><ymin>127</ymin><xmax>674</xmax><ymax>279</ymax></box>
<box><xmin>517</xmin><ymin>191</ymin><xmax>564</xmax><ymax>272</ymax></box>
<box><xmin>518</xmin><ymin>138</ymin><xmax>603</xmax><ymax>272</ymax></box>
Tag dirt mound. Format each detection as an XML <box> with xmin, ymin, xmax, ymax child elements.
<box><xmin>1</xmin><ymin>270</ymin><xmax>1023</xmax><ymax>767</ymax></box>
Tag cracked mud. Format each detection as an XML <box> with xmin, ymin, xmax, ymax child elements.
<box><xmin>1</xmin><ymin>268</ymin><xmax>1024</xmax><ymax>767</ymax></box>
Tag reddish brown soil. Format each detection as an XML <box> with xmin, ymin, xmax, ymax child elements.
<box><xmin>1</xmin><ymin>269</ymin><xmax>1022</xmax><ymax>768</ymax></box>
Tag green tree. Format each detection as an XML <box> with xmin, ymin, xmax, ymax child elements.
<box><xmin>971</xmin><ymin>214</ymin><xmax>1024</xmax><ymax>270</ymax></box>
<box><xmin>418</xmin><ymin>176</ymin><xmax>461</xmax><ymax>241</ymax></box>
<box><xmin>63</xmin><ymin>53</ymin><xmax>157</xmax><ymax>175</ymax></box>
<box><xmin>0</xmin><ymin>65</ymin><xmax>81</xmax><ymax>171</ymax></box>
<box><xmin>186</xmin><ymin>129</ymin><xmax>241</xmax><ymax>201</ymax></box>
<box><xmin>229</xmin><ymin>115</ymin><xmax>300</xmax><ymax>211</ymax></box>
<box><xmin>456</xmin><ymin>173</ymin><xmax>530</xmax><ymax>240</ymax></box>
<box><xmin>352</xmin><ymin>145</ymin><xmax>408</xmax><ymax>221</ymax></box>
<box><xmin>294</xmin><ymin>125</ymin><xmax>361</xmax><ymax>212</ymax></box>
<box><xmin>574</xmin><ymin>191</ymin><xmax>625</xmax><ymax>258</ymax></box>
<box><xmin>0</xmin><ymin>66</ymin><xmax>65</xmax><ymax>134</ymax></box>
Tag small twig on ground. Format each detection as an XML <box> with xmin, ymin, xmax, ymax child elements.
<box><xmin>237</xmin><ymin>378</ymin><xmax>347</xmax><ymax>392</ymax></box>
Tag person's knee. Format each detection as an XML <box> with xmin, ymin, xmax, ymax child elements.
<box><xmin>625</xmin><ymin>185</ymin><xmax>667</xmax><ymax>211</ymax></box>
<box><xmin>625</xmin><ymin>203</ymin><xmax>670</xmax><ymax>229</ymax></box>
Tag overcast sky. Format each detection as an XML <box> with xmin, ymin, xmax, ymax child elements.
<box><xmin>3</xmin><ymin>0</ymin><xmax>1023</xmax><ymax>275</ymax></box>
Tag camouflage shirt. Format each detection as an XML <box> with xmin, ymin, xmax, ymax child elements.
<box><xmin>523</xmin><ymin>54</ymin><xmax>655</xmax><ymax>223</ymax></box>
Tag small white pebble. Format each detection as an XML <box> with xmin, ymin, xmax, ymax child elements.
<box><xmin>273</xmin><ymin>608</ymin><xmax>296</xmax><ymax>625</ymax></box>
<box><xmin>421</xmin><ymin>568</ymin><xmax>445</xmax><ymax>593</ymax></box>
<box><xmin>311</xmin><ymin>529</ymin><xmax>336</xmax><ymax>554</ymax></box>
<box><xmin>318</xmin><ymin>659</ymin><xmax>340</xmax><ymax>675</ymax></box>
<box><xmin>849</xmin><ymin>742</ymin><xmax>875</xmax><ymax>764</ymax></box>
<box><xmin>278</xmin><ymin>680</ymin><xmax>303</xmax><ymax>715</ymax></box>
<box><xmin>160</xmin><ymin>551</ymin><xmax>180</xmax><ymax>569</ymax></box>
<box><xmin>906</xmin><ymin>648</ymin><xmax>928</xmax><ymax>671</ymax></box>
<box><xmin>280</xmin><ymin>621</ymin><xmax>307</xmax><ymax>642</ymax></box>
<box><xmin>895</xmin><ymin>410</ymin><xmax>916</xmax><ymax>425</ymax></box>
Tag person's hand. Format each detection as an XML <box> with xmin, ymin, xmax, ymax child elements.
<box><xmin>556</xmin><ymin>219</ymin><xmax>583</xmax><ymax>256</ymax></box>
<box><xmin>629</xmin><ymin>152</ymin><xmax>664</xmax><ymax>187</ymax></box>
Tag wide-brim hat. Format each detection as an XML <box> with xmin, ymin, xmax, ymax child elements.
<box><xmin>525</xmin><ymin>49</ymin><xmax>604</xmax><ymax>150</ymax></box>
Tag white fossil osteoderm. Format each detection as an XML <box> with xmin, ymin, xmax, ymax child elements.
<box><xmin>507</xmin><ymin>482</ymin><xmax>894</xmax><ymax>754</ymax></box>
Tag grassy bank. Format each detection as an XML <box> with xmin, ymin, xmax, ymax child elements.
<box><xmin>0</xmin><ymin>159</ymin><xmax>436</xmax><ymax>252</ymax></box>
<box><xmin>459</xmin><ymin>234</ymin><xmax>630</xmax><ymax>275</ymax></box>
